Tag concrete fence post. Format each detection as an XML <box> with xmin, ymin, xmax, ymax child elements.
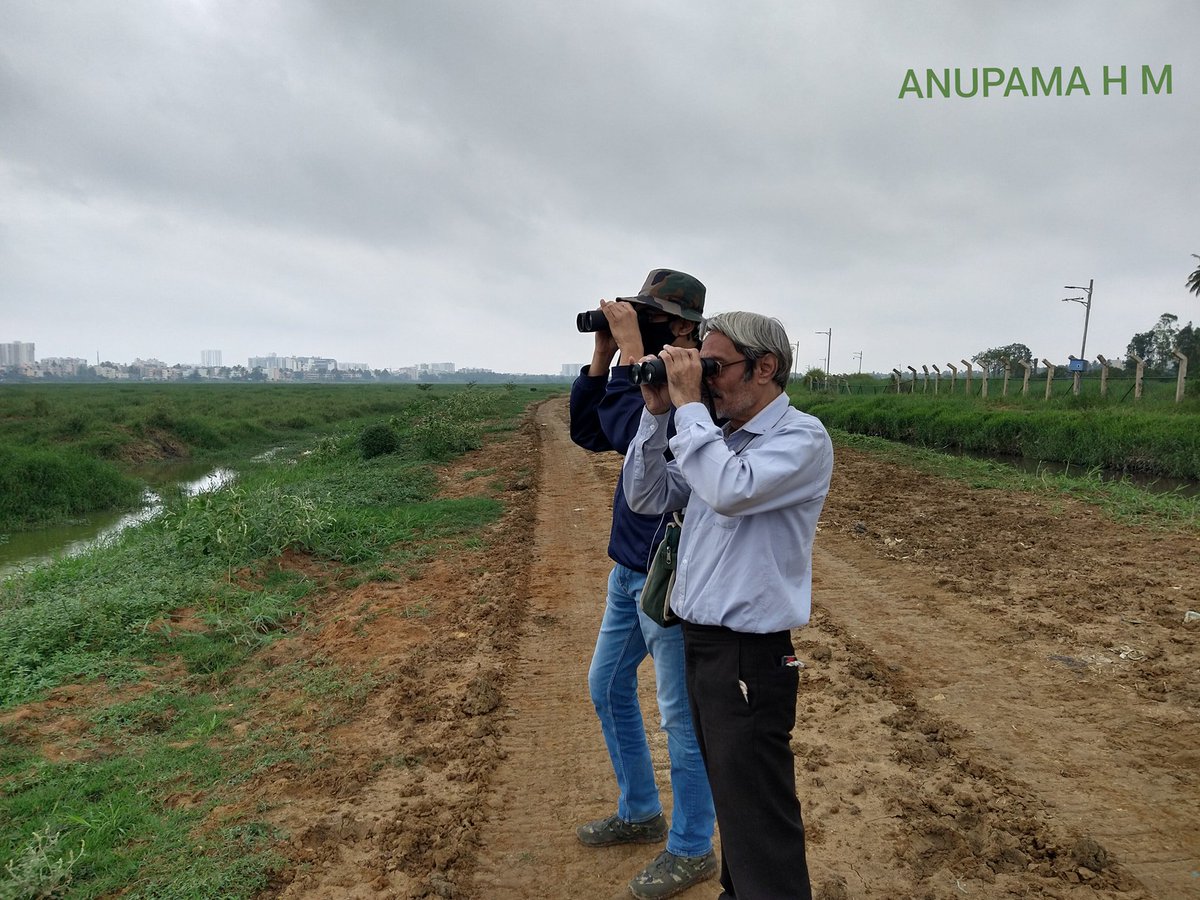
<box><xmin>1174</xmin><ymin>350</ymin><xmax>1189</xmax><ymax>403</ymax></box>
<box><xmin>1132</xmin><ymin>354</ymin><xmax>1146</xmax><ymax>400</ymax></box>
<box><xmin>1003</xmin><ymin>363</ymin><xmax>1012</xmax><ymax>397</ymax></box>
<box><xmin>1018</xmin><ymin>360</ymin><xmax>1032</xmax><ymax>397</ymax></box>
<box><xmin>892</xmin><ymin>368</ymin><xmax>902</xmax><ymax>393</ymax></box>
<box><xmin>1042</xmin><ymin>359</ymin><xmax>1055</xmax><ymax>400</ymax></box>
<box><xmin>946</xmin><ymin>362</ymin><xmax>957</xmax><ymax>393</ymax></box>
<box><xmin>921</xmin><ymin>365</ymin><xmax>929</xmax><ymax>394</ymax></box>
<box><xmin>907</xmin><ymin>366</ymin><xmax>918</xmax><ymax>394</ymax></box>
<box><xmin>1096</xmin><ymin>354</ymin><xmax>1110</xmax><ymax>398</ymax></box>
<box><xmin>961</xmin><ymin>359</ymin><xmax>973</xmax><ymax>396</ymax></box>
<box><xmin>931</xmin><ymin>364</ymin><xmax>941</xmax><ymax>395</ymax></box>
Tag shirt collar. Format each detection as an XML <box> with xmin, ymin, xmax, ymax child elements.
<box><xmin>723</xmin><ymin>391</ymin><xmax>790</xmax><ymax>440</ymax></box>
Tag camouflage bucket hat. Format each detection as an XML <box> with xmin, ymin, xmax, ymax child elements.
<box><xmin>616</xmin><ymin>268</ymin><xmax>706</xmax><ymax>322</ymax></box>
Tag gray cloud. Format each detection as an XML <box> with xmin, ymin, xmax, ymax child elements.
<box><xmin>1</xmin><ymin>0</ymin><xmax>1196</xmax><ymax>375</ymax></box>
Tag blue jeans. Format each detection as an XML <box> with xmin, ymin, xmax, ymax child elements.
<box><xmin>587</xmin><ymin>563</ymin><xmax>715</xmax><ymax>858</ymax></box>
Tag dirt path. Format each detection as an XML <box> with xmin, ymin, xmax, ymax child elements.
<box><xmin>156</xmin><ymin>394</ymin><xmax>1194</xmax><ymax>900</ymax></box>
<box><xmin>467</xmin><ymin>397</ymin><xmax>1200</xmax><ymax>899</ymax></box>
<box><xmin>469</xmin><ymin>397</ymin><xmax>677</xmax><ymax>899</ymax></box>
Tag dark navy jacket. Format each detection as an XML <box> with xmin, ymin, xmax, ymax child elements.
<box><xmin>569</xmin><ymin>365</ymin><xmax>676</xmax><ymax>573</ymax></box>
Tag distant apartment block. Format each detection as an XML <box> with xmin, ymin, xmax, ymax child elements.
<box><xmin>561</xmin><ymin>363</ymin><xmax>587</xmax><ymax>377</ymax></box>
<box><xmin>0</xmin><ymin>341</ymin><xmax>36</xmax><ymax>367</ymax></box>
<box><xmin>40</xmin><ymin>357</ymin><xmax>89</xmax><ymax>376</ymax></box>
<box><xmin>201</xmin><ymin>349</ymin><xmax>222</xmax><ymax>368</ymax></box>
<box><xmin>247</xmin><ymin>354</ymin><xmax>341</xmax><ymax>379</ymax></box>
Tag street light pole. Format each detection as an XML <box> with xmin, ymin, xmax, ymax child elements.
<box><xmin>815</xmin><ymin>329</ymin><xmax>831</xmax><ymax>376</ymax></box>
<box><xmin>1063</xmin><ymin>279</ymin><xmax>1094</xmax><ymax>396</ymax></box>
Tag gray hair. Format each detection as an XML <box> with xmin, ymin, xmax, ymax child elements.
<box><xmin>701</xmin><ymin>312</ymin><xmax>793</xmax><ymax>389</ymax></box>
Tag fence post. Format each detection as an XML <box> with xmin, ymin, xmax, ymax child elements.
<box><xmin>891</xmin><ymin>368</ymin><xmax>902</xmax><ymax>393</ymax></box>
<box><xmin>921</xmin><ymin>365</ymin><xmax>929</xmax><ymax>394</ymax></box>
<box><xmin>1042</xmin><ymin>359</ymin><xmax>1055</xmax><ymax>400</ymax></box>
<box><xmin>1132</xmin><ymin>354</ymin><xmax>1145</xmax><ymax>400</ymax></box>
<box><xmin>1017</xmin><ymin>360</ymin><xmax>1032</xmax><ymax>396</ymax></box>
<box><xmin>1174</xmin><ymin>350</ymin><xmax>1189</xmax><ymax>403</ymax></box>
<box><xmin>946</xmin><ymin>362</ymin><xmax>958</xmax><ymax>393</ymax></box>
<box><xmin>961</xmin><ymin>359</ymin><xmax>973</xmax><ymax>396</ymax></box>
<box><xmin>1096</xmin><ymin>354</ymin><xmax>1110</xmax><ymax>398</ymax></box>
<box><xmin>1003</xmin><ymin>363</ymin><xmax>1012</xmax><ymax>397</ymax></box>
<box><xmin>931</xmin><ymin>363</ymin><xmax>941</xmax><ymax>395</ymax></box>
<box><xmin>907</xmin><ymin>366</ymin><xmax>918</xmax><ymax>394</ymax></box>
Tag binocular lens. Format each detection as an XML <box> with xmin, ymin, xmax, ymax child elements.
<box><xmin>576</xmin><ymin>310</ymin><xmax>609</xmax><ymax>333</ymax></box>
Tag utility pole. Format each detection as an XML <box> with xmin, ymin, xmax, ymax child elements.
<box><xmin>852</xmin><ymin>350</ymin><xmax>863</xmax><ymax>374</ymax></box>
<box><xmin>815</xmin><ymin>328</ymin><xmax>831</xmax><ymax>376</ymax></box>
<box><xmin>1063</xmin><ymin>279</ymin><xmax>1094</xmax><ymax>396</ymax></box>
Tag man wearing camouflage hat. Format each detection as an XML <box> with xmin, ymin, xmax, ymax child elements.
<box><xmin>570</xmin><ymin>269</ymin><xmax>717</xmax><ymax>899</ymax></box>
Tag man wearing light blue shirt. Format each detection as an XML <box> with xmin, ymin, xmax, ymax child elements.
<box><xmin>622</xmin><ymin>311</ymin><xmax>833</xmax><ymax>900</ymax></box>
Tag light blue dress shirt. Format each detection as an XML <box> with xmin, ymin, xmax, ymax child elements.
<box><xmin>622</xmin><ymin>392</ymin><xmax>833</xmax><ymax>633</ymax></box>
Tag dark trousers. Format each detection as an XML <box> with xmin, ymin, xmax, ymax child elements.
<box><xmin>682</xmin><ymin>622</ymin><xmax>812</xmax><ymax>900</ymax></box>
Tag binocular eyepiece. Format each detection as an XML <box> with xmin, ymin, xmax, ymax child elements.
<box><xmin>628</xmin><ymin>356</ymin><xmax>721</xmax><ymax>385</ymax></box>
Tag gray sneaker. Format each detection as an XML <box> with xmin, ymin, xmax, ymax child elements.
<box><xmin>576</xmin><ymin>812</ymin><xmax>668</xmax><ymax>847</ymax></box>
<box><xmin>628</xmin><ymin>849</ymin><xmax>718</xmax><ymax>899</ymax></box>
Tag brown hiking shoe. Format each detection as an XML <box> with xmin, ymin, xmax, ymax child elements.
<box><xmin>628</xmin><ymin>849</ymin><xmax>718</xmax><ymax>899</ymax></box>
<box><xmin>576</xmin><ymin>812</ymin><xmax>668</xmax><ymax>847</ymax></box>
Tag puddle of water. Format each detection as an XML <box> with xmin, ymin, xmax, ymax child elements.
<box><xmin>0</xmin><ymin>467</ymin><xmax>236</xmax><ymax>579</ymax></box>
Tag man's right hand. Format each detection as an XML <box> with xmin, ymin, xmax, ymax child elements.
<box><xmin>601</xmin><ymin>300</ymin><xmax>646</xmax><ymax>366</ymax></box>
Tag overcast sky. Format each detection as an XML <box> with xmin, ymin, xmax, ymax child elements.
<box><xmin>2</xmin><ymin>1</ymin><xmax>1197</xmax><ymax>376</ymax></box>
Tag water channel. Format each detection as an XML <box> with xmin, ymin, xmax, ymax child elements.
<box><xmin>0</xmin><ymin>461</ymin><xmax>236</xmax><ymax>579</ymax></box>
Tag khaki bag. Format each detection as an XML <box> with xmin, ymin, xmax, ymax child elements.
<box><xmin>640</xmin><ymin>512</ymin><xmax>683</xmax><ymax>627</ymax></box>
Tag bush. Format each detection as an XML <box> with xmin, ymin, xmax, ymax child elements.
<box><xmin>0</xmin><ymin>445</ymin><xmax>143</xmax><ymax>529</ymax></box>
<box><xmin>359</xmin><ymin>423</ymin><xmax>401</xmax><ymax>459</ymax></box>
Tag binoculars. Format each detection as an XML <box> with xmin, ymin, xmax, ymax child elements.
<box><xmin>628</xmin><ymin>357</ymin><xmax>721</xmax><ymax>385</ymax></box>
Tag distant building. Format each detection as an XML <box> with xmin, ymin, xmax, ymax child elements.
<box><xmin>40</xmin><ymin>357</ymin><xmax>88</xmax><ymax>376</ymax></box>
<box><xmin>201</xmin><ymin>349</ymin><xmax>222</xmax><ymax>368</ymax></box>
<box><xmin>561</xmin><ymin>363</ymin><xmax>587</xmax><ymax>377</ymax></box>
<box><xmin>0</xmin><ymin>341</ymin><xmax>36</xmax><ymax>367</ymax></box>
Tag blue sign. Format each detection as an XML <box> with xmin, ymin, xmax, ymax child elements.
<box><xmin>1067</xmin><ymin>358</ymin><xmax>1088</xmax><ymax>372</ymax></box>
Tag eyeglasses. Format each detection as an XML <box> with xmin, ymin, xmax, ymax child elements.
<box><xmin>704</xmin><ymin>358</ymin><xmax>749</xmax><ymax>379</ymax></box>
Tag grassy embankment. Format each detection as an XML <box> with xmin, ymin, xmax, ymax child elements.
<box><xmin>0</xmin><ymin>382</ymin><xmax>540</xmax><ymax>531</ymax></box>
<box><xmin>0</xmin><ymin>383</ymin><xmax>560</xmax><ymax>899</ymax></box>
<box><xmin>790</xmin><ymin>388</ymin><xmax>1200</xmax><ymax>531</ymax></box>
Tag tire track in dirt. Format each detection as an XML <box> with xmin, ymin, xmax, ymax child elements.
<box><xmin>809</xmin><ymin>446</ymin><xmax>1200</xmax><ymax>898</ymax></box>
<box><xmin>815</xmin><ymin>534</ymin><xmax>1197</xmax><ymax>894</ymax></box>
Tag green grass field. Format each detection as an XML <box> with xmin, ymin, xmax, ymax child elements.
<box><xmin>0</xmin><ymin>382</ymin><xmax>564</xmax><ymax>530</ymax></box>
<box><xmin>0</xmin><ymin>382</ymin><xmax>558</xmax><ymax>898</ymax></box>
<box><xmin>792</xmin><ymin>384</ymin><xmax>1200</xmax><ymax>480</ymax></box>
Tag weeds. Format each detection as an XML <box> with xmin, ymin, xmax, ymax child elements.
<box><xmin>0</xmin><ymin>828</ymin><xmax>86</xmax><ymax>900</ymax></box>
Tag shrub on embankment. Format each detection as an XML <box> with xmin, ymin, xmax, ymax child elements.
<box><xmin>796</xmin><ymin>394</ymin><xmax>1200</xmax><ymax>480</ymax></box>
<box><xmin>0</xmin><ymin>445</ymin><xmax>143</xmax><ymax>530</ymax></box>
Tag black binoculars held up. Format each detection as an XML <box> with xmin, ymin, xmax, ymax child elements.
<box><xmin>628</xmin><ymin>357</ymin><xmax>721</xmax><ymax>385</ymax></box>
<box><xmin>576</xmin><ymin>310</ymin><xmax>610</xmax><ymax>333</ymax></box>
